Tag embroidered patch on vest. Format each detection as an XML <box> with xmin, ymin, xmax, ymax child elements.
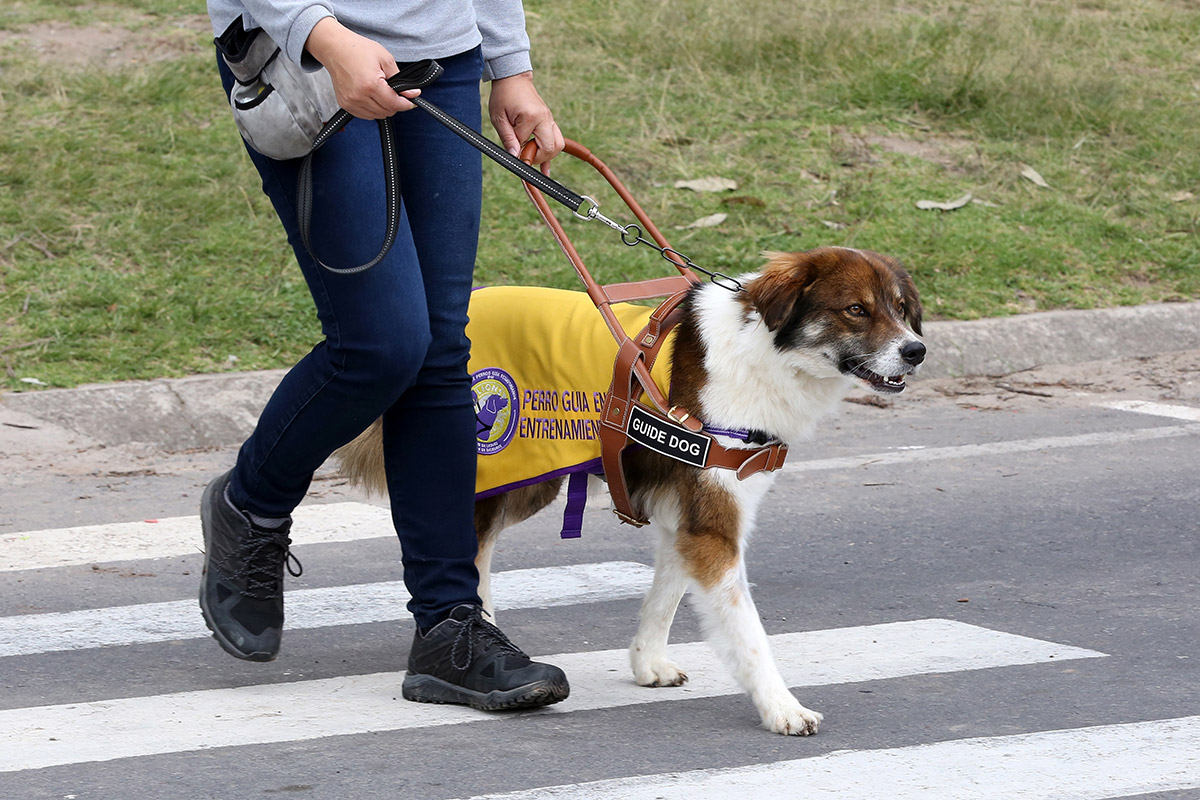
<box><xmin>472</xmin><ymin>367</ymin><xmax>519</xmax><ymax>455</ymax></box>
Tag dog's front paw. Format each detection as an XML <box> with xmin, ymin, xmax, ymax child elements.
<box><xmin>761</xmin><ymin>697</ymin><xmax>822</xmax><ymax>736</ymax></box>
<box><xmin>631</xmin><ymin>656</ymin><xmax>689</xmax><ymax>688</ymax></box>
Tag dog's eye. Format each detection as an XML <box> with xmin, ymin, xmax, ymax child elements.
<box><xmin>845</xmin><ymin>304</ymin><xmax>867</xmax><ymax>317</ymax></box>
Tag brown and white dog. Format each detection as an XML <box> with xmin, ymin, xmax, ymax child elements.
<box><xmin>337</xmin><ymin>246</ymin><xmax>924</xmax><ymax>735</ymax></box>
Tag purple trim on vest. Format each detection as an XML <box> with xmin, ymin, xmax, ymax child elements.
<box><xmin>474</xmin><ymin>458</ymin><xmax>605</xmax><ymax>539</ymax></box>
<box><xmin>474</xmin><ymin>457</ymin><xmax>604</xmax><ymax>500</ymax></box>
<box><xmin>561</xmin><ymin>471</ymin><xmax>590</xmax><ymax>539</ymax></box>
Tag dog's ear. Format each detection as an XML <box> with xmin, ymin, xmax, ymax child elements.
<box><xmin>747</xmin><ymin>251</ymin><xmax>817</xmax><ymax>332</ymax></box>
<box><xmin>896</xmin><ymin>266</ymin><xmax>924</xmax><ymax>336</ymax></box>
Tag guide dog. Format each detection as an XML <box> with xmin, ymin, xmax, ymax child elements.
<box><xmin>337</xmin><ymin>246</ymin><xmax>925</xmax><ymax>735</ymax></box>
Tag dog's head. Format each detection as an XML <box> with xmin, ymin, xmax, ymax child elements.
<box><xmin>744</xmin><ymin>247</ymin><xmax>925</xmax><ymax>394</ymax></box>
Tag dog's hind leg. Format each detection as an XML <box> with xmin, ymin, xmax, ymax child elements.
<box><xmin>473</xmin><ymin>495</ymin><xmax>505</xmax><ymax>622</ymax></box>
<box><xmin>475</xmin><ymin>533</ymin><xmax>499</xmax><ymax>622</ymax></box>
<box><xmin>471</xmin><ymin>479</ymin><xmax>565</xmax><ymax>623</ymax></box>
<box><xmin>630</xmin><ymin>517</ymin><xmax>690</xmax><ymax>688</ymax></box>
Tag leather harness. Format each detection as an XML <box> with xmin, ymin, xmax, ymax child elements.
<box><xmin>519</xmin><ymin>140</ymin><xmax>788</xmax><ymax>526</ymax></box>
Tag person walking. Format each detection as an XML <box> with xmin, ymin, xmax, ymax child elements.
<box><xmin>199</xmin><ymin>0</ymin><xmax>569</xmax><ymax>711</ymax></box>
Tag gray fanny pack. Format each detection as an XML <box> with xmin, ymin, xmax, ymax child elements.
<box><xmin>217</xmin><ymin>19</ymin><xmax>339</xmax><ymax>160</ymax></box>
<box><xmin>214</xmin><ymin>19</ymin><xmax>446</xmax><ymax>275</ymax></box>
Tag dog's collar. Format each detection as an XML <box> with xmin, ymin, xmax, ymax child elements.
<box><xmin>703</xmin><ymin>425</ymin><xmax>778</xmax><ymax>446</ymax></box>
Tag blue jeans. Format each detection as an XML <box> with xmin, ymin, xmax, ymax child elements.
<box><xmin>217</xmin><ymin>47</ymin><xmax>484</xmax><ymax>628</ymax></box>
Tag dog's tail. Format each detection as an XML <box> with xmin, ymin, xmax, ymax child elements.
<box><xmin>333</xmin><ymin>419</ymin><xmax>388</xmax><ymax>497</ymax></box>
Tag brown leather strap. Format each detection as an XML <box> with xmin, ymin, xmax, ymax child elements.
<box><xmin>598</xmin><ymin>339</ymin><xmax>644</xmax><ymax>524</ymax></box>
<box><xmin>597</xmin><ymin>293</ymin><xmax>688</xmax><ymax>526</ymax></box>
<box><xmin>602</xmin><ymin>276</ymin><xmax>695</xmax><ymax>304</ymax></box>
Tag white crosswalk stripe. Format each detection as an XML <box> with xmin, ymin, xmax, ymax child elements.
<box><xmin>455</xmin><ymin>716</ymin><xmax>1200</xmax><ymax>800</ymax></box>
<box><xmin>1100</xmin><ymin>400</ymin><xmax>1200</xmax><ymax>422</ymax></box>
<box><xmin>0</xmin><ymin>502</ymin><xmax>393</xmax><ymax>572</ymax></box>
<box><xmin>787</xmin><ymin>423</ymin><xmax>1200</xmax><ymax>473</ymax></box>
<box><xmin>0</xmin><ymin>618</ymin><xmax>1103</xmax><ymax>772</ymax></box>
<box><xmin>0</xmin><ymin>561</ymin><xmax>654</xmax><ymax>657</ymax></box>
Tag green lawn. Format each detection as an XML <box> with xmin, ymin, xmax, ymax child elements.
<box><xmin>2</xmin><ymin>0</ymin><xmax>1197</xmax><ymax>388</ymax></box>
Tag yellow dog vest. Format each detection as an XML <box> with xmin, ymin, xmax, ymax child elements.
<box><xmin>468</xmin><ymin>286</ymin><xmax>674</xmax><ymax>535</ymax></box>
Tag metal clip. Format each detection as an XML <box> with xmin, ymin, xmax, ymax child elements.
<box><xmin>574</xmin><ymin>196</ymin><xmax>627</xmax><ymax>234</ymax></box>
<box><xmin>572</xmin><ymin>195</ymin><xmax>600</xmax><ymax>222</ymax></box>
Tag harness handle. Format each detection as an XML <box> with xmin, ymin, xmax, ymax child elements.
<box><xmin>518</xmin><ymin>139</ymin><xmax>701</xmax><ymax>347</ymax></box>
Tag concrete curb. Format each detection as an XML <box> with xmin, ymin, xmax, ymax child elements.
<box><xmin>921</xmin><ymin>301</ymin><xmax>1200</xmax><ymax>380</ymax></box>
<box><xmin>4</xmin><ymin>301</ymin><xmax>1199</xmax><ymax>451</ymax></box>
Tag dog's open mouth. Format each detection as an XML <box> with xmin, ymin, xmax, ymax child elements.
<box><xmin>845</xmin><ymin>363</ymin><xmax>907</xmax><ymax>394</ymax></box>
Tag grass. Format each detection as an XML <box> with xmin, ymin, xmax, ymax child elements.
<box><xmin>1</xmin><ymin>0</ymin><xmax>1198</xmax><ymax>389</ymax></box>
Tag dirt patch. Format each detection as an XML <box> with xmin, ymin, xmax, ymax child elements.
<box><xmin>0</xmin><ymin>15</ymin><xmax>211</xmax><ymax>67</ymax></box>
<box><xmin>838</xmin><ymin>130</ymin><xmax>983</xmax><ymax>174</ymax></box>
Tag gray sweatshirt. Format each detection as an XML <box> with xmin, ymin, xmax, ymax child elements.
<box><xmin>207</xmin><ymin>1</ymin><xmax>532</xmax><ymax>81</ymax></box>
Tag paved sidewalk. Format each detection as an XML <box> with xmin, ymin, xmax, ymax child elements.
<box><xmin>3</xmin><ymin>300</ymin><xmax>1199</xmax><ymax>451</ymax></box>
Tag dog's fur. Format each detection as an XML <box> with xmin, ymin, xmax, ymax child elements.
<box><xmin>337</xmin><ymin>247</ymin><xmax>924</xmax><ymax>735</ymax></box>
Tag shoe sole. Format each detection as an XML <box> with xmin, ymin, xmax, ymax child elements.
<box><xmin>401</xmin><ymin>673</ymin><xmax>570</xmax><ymax>711</ymax></box>
<box><xmin>198</xmin><ymin>473</ymin><xmax>277</xmax><ymax>663</ymax></box>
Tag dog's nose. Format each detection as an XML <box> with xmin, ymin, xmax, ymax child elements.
<box><xmin>901</xmin><ymin>340</ymin><xmax>926</xmax><ymax>366</ymax></box>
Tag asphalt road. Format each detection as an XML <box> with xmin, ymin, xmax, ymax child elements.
<box><xmin>2</xmin><ymin>358</ymin><xmax>1199</xmax><ymax>799</ymax></box>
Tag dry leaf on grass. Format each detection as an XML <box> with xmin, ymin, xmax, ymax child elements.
<box><xmin>1020</xmin><ymin>165</ymin><xmax>1050</xmax><ymax>188</ymax></box>
<box><xmin>674</xmin><ymin>177</ymin><xmax>738</xmax><ymax>192</ymax></box>
<box><xmin>676</xmin><ymin>213</ymin><xmax>728</xmax><ymax>230</ymax></box>
<box><xmin>916</xmin><ymin>192</ymin><xmax>973</xmax><ymax>211</ymax></box>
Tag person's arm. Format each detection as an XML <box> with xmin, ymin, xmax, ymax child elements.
<box><xmin>475</xmin><ymin>0</ymin><xmax>562</xmax><ymax>164</ymax></box>
<box><xmin>304</xmin><ymin>17</ymin><xmax>422</xmax><ymax>120</ymax></box>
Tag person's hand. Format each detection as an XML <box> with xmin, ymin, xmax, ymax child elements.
<box><xmin>304</xmin><ymin>17</ymin><xmax>419</xmax><ymax>119</ymax></box>
<box><xmin>488</xmin><ymin>72</ymin><xmax>564</xmax><ymax>165</ymax></box>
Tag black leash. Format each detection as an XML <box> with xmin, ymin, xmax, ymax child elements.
<box><xmin>300</xmin><ymin>59</ymin><xmax>743</xmax><ymax>292</ymax></box>
<box><xmin>296</xmin><ymin>61</ymin><xmax>444</xmax><ymax>275</ymax></box>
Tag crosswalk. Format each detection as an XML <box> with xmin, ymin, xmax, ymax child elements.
<box><xmin>3</xmin><ymin>500</ymin><xmax>1198</xmax><ymax>796</ymax></box>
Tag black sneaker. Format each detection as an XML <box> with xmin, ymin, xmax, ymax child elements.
<box><xmin>402</xmin><ymin>605</ymin><xmax>570</xmax><ymax>711</ymax></box>
<box><xmin>198</xmin><ymin>470</ymin><xmax>301</xmax><ymax>662</ymax></box>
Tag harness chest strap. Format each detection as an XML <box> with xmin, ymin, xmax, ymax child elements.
<box><xmin>598</xmin><ymin>294</ymin><xmax>789</xmax><ymax>527</ymax></box>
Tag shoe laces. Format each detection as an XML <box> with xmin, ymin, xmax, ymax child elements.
<box><xmin>449</xmin><ymin>606</ymin><xmax>527</xmax><ymax>671</ymax></box>
<box><xmin>236</xmin><ymin>526</ymin><xmax>303</xmax><ymax>600</ymax></box>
